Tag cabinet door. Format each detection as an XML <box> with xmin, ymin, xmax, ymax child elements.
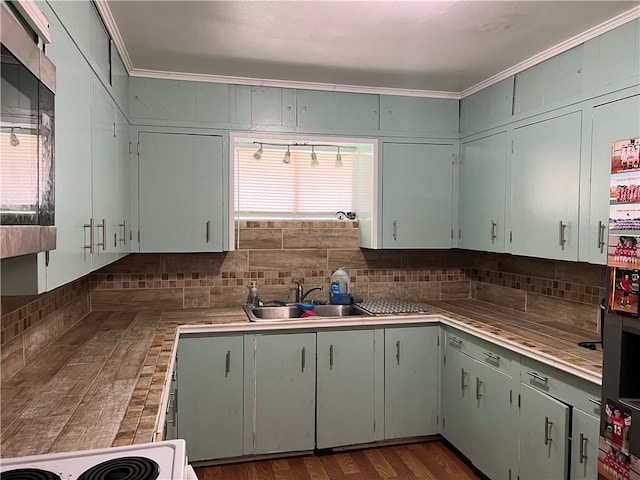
<box><xmin>519</xmin><ymin>383</ymin><xmax>570</xmax><ymax>480</ymax></box>
<box><xmin>90</xmin><ymin>79</ymin><xmax>119</xmax><ymax>269</ymax></box>
<box><xmin>138</xmin><ymin>132</ymin><xmax>224</xmax><ymax>252</ymax></box>
<box><xmin>459</xmin><ymin>132</ymin><xmax>507</xmax><ymax>252</ymax></box>
<box><xmin>586</xmin><ymin>95</ymin><xmax>640</xmax><ymax>264</ymax></box>
<box><xmin>384</xmin><ymin>326</ymin><xmax>439</xmax><ymax>439</ymax></box>
<box><xmin>176</xmin><ymin>335</ymin><xmax>243</xmax><ymax>461</ymax></box>
<box><xmin>316</xmin><ymin>329</ymin><xmax>376</xmax><ymax>449</ymax></box>
<box><xmin>440</xmin><ymin>345</ymin><xmax>474</xmax><ymax>458</ymax></box>
<box><xmin>472</xmin><ymin>360</ymin><xmax>514</xmax><ymax>480</ymax></box>
<box><xmin>247</xmin><ymin>333</ymin><xmax>316</xmax><ymax>455</ymax></box>
<box><xmin>511</xmin><ymin>112</ymin><xmax>582</xmax><ymax>260</ymax></box>
<box><xmin>382</xmin><ymin>142</ymin><xmax>454</xmax><ymax>248</ymax></box>
<box><xmin>43</xmin><ymin>15</ymin><xmax>93</xmax><ymax>290</ymax></box>
<box><xmin>571</xmin><ymin>408</ymin><xmax>600</xmax><ymax>480</ymax></box>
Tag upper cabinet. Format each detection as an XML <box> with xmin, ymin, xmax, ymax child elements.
<box><xmin>379</xmin><ymin>95</ymin><xmax>458</xmax><ymax>136</ymax></box>
<box><xmin>584</xmin><ymin>94</ymin><xmax>640</xmax><ymax>265</ymax></box>
<box><xmin>232</xmin><ymin>85</ymin><xmax>296</xmax><ymax>127</ymax></box>
<box><xmin>460</xmin><ymin>77</ymin><xmax>514</xmax><ymax>134</ymax></box>
<box><xmin>381</xmin><ymin>142</ymin><xmax>454</xmax><ymax>248</ymax></box>
<box><xmin>459</xmin><ymin>132</ymin><xmax>508</xmax><ymax>252</ymax></box>
<box><xmin>509</xmin><ymin>111</ymin><xmax>582</xmax><ymax>261</ymax></box>
<box><xmin>137</xmin><ymin>131</ymin><xmax>225</xmax><ymax>253</ymax></box>
<box><xmin>297</xmin><ymin>90</ymin><xmax>379</xmax><ymax>131</ymax></box>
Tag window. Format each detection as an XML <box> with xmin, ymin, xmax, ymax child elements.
<box><xmin>232</xmin><ymin>135</ymin><xmax>374</xmax><ymax>220</ymax></box>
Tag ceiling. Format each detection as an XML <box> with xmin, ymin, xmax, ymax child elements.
<box><xmin>104</xmin><ymin>1</ymin><xmax>640</xmax><ymax>97</ymax></box>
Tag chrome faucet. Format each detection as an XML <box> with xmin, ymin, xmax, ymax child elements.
<box><xmin>292</xmin><ymin>280</ymin><xmax>324</xmax><ymax>303</ymax></box>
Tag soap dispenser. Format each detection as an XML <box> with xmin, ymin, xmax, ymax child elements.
<box><xmin>247</xmin><ymin>281</ymin><xmax>260</xmax><ymax>306</ymax></box>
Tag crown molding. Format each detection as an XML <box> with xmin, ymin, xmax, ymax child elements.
<box><xmin>128</xmin><ymin>68</ymin><xmax>461</xmax><ymax>99</ymax></box>
<box><xmin>99</xmin><ymin>1</ymin><xmax>639</xmax><ymax>100</ymax></box>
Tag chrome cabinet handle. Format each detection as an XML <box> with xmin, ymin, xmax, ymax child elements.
<box><xmin>392</xmin><ymin>220</ymin><xmax>397</xmax><ymax>241</ymax></box>
<box><xmin>83</xmin><ymin>218</ymin><xmax>95</xmax><ymax>254</ymax></box>
<box><xmin>461</xmin><ymin>368</ymin><xmax>468</xmax><ymax>391</ymax></box>
<box><xmin>301</xmin><ymin>347</ymin><xmax>306</xmax><ymax>372</ymax></box>
<box><xmin>166</xmin><ymin>392</ymin><xmax>176</xmax><ymax>424</ymax></box>
<box><xmin>329</xmin><ymin>344</ymin><xmax>334</xmax><ymax>370</ymax></box>
<box><xmin>491</xmin><ymin>220</ymin><xmax>497</xmax><ymax>244</ymax></box>
<box><xmin>96</xmin><ymin>219</ymin><xmax>106</xmax><ymax>251</ymax></box>
<box><xmin>579</xmin><ymin>433</ymin><xmax>587</xmax><ymax>463</ymax></box>
<box><xmin>559</xmin><ymin>221</ymin><xmax>567</xmax><ymax>250</ymax></box>
<box><xmin>449</xmin><ymin>336</ymin><xmax>462</xmax><ymax>347</ymax></box>
<box><xmin>395</xmin><ymin>340</ymin><xmax>400</xmax><ymax>365</ymax></box>
<box><xmin>597</xmin><ymin>221</ymin><xmax>606</xmax><ymax>253</ymax></box>
<box><xmin>544</xmin><ymin>416</ymin><xmax>552</xmax><ymax>445</ymax></box>
<box><xmin>527</xmin><ymin>371</ymin><xmax>548</xmax><ymax>385</ymax></box>
<box><xmin>588</xmin><ymin>397</ymin><xmax>602</xmax><ymax>407</ymax></box>
<box><xmin>206</xmin><ymin>221</ymin><xmax>211</xmax><ymax>243</ymax></box>
<box><xmin>484</xmin><ymin>351</ymin><xmax>500</xmax><ymax>363</ymax></box>
<box><xmin>475</xmin><ymin>377</ymin><xmax>483</xmax><ymax>401</ymax></box>
<box><xmin>119</xmin><ymin>220</ymin><xmax>127</xmax><ymax>245</ymax></box>
<box><xmin>225</xmin><ymin>350</ymin><xmax>230</xmax><ymax>377</ymax></box>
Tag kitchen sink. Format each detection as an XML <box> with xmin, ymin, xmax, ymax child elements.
<box><xmin>243</xmin><ymin>303</ymin><xmax>372</xmax><ymax>322</ymax></box>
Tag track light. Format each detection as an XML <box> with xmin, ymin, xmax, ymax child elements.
<box><xmin>9</xmin><ymin>128</ymin><xmax>19</xmax><ymax>147</ymax></box>
<box><xmin>335</xmin><ymin>147</ymin><xmax>343</xmax><ymax>168</ymax></box>
<box><xmin>283</xmin><ymin>146</ymin><xmax>291</xmax><ymax>164</ymax></box>
<box><xmin>310</xmin><ymin>146</ymin><xmax>319</xmax><ymax>167</ymax></box>
<box><xmin>253</xmin><ymin>144</ymin><xmax>263</xmax><ymax>160</ymax></box>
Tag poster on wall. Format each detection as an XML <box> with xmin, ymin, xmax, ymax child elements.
<box><xmin>609</xmin><ymin>268</ymin><xmax>640</xmax><ymax>315</ymax></box>
<box><xmin>598</xmin><ymin>399</ymin><xmax>639</xmax><ymax>480</ymax></box>
<box><xmin>608</xmin><ymin>138</ymin><xmax>640</xmax><ymax>269</ymax></box>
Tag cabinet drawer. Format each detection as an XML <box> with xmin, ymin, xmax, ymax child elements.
<box><xmin>520</xmin><ymin>356</ymin><xmax>601</xmax><ymax>416</ymax></box>
<box><xmin>445</xmin><ymin>328</ymin><xmax>515</xmax><ymax>375</ymax></box>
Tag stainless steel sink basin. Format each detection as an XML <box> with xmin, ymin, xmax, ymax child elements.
<box><xmin>243</xmin><ymin>303</ymin><xmax>372</xmax><ymax>322</ymax></box>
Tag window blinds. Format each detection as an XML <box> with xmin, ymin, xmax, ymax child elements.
<box><xmin>234</xmin><ymin>145</ymin><xmax>356</xmax><ymax>219</ymax></box>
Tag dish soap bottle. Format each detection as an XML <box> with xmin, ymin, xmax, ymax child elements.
<box><xmin>329</xmin><ymin>267</ymin><xmax>351</xmax><ymax>305</ymax></box>
<box><xmin>247</xmin><ymin>281</ymin><xmax>260</xmax><ymax>306</ymax></box>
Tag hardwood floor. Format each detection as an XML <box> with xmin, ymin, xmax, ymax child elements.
<box><xmin>194</xmin><ymin>441</ymin><xmax>485</xmax><ymax>480</ymax></box>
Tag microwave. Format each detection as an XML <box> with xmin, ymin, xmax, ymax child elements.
<box><xmin>0</xmin><ymin>5</ymin><xmax>55</xmax><ymax>227</ymax></box>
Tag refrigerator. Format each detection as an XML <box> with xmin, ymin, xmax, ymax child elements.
<box><xmin>599</xmin><ymin>136</ymin><xmax>640</xmax><ymax>480</ymax></box>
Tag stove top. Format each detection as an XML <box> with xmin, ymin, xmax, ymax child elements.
<box><xmin>0</xmin><ymin>439</ymin><xmax>186</xmax><ymax>480</ymax></box>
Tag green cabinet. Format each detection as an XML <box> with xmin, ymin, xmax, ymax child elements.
<box><xmin>176</xmin><ymin>334</ymin><xmax>244</xmax><ymax>461</ymax></box>
<box><xmin>297</xmin><ymin>91</ymin><xmax>379</xmax><ymax>131</ymax></box>
<box><xmin>585</xmin><ymin>94</ymin><xmax>640</xmax><ymax>264</ymax></box>
<box><xmin>379</xmin><ymin>96</ymin><xmax>458</xmax><ymax>135</ymax></box>
<box><xmin>571</xmin><ymin>407</ymin><xmax>600</xmax><ymax>480</ymax></box>
<box><xmin>163</xmin><ymin>360</ymin><xmax>178</xmax><ymax>441</ymax></box>
<box><xmin>316</xmin><ymin>329</ymin><xmax>377</xmax><ymax>449</ymax></box>
<box><xmin>137</xmin><ymin>132</ymin><xmax>224</xmax><ymax>252</ymax></box>
<box><xmin>384</xmin><ymin>326</ymin><xmax>439</xmax><ymax>439</ymax></box>
<box><xmin>381</xmin><ymin>142</ymin><xmax>454</xmax><ymax>248</ymax></box>
<box><xmin>243</xmin><ymin>333</ymin><xmax>316</xmax><ymax>455</ymax></box>
<box><xmin>440</xmin><ymin>332</ymin><xmax>516</xmax><ymax>480</ymax></box>
<box><xmin>459</xmin><ymin>132</ymin><xmax>508</xmax><ymax>252</ymax></box>
<box><xmin>510</xmin><ymin>111</ymin><xmax>582</xmax><ymax>260</ymax></box>
<box><xmin>518</xmin><ymin>383</ymin><xmax>571</xmax><ymax>480</ymax></box>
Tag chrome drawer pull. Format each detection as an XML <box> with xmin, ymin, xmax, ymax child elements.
<box><xmin>579</xmin><ymin>433</ymin><xmax>587</xmax><ymax>463</ymax></box>
<box><xmin>588</xmin><ymin>397</ymin><xmax>601</xmax><ymax>406</ymax></box>
<box><xmin>544</xmin><ymin>416</ymin><xmax>553</xmax><ymax>445</ymax></box>
<box><xmin>449</xmin><ymin>336</ymin><xmax>462</xmax><ymax>346</ymax></box>
<box><xmin>483</xmin><ymin>351</ymin><xmax>500</xmax><ymax>362</ymax></box>
<box><xmin>527</xmin><ymin>371</ymin><xmax>548</xmax><ymax>384</ymax></box>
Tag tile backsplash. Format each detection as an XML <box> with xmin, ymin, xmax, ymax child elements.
<box><xmin>1</xmin><ymin>220</ymin><xmax>608</xmax><ymax>383</ymax></box>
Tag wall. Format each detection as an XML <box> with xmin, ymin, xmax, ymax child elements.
<box><xmin>90</xmin><ymin>221</ymin><xmax>606</xmax><ymax>331</ymax></box>
<box><xmin>0</xmin><ymin>277</ymin><xmax>90</xmax><ymax>382</ymax></box>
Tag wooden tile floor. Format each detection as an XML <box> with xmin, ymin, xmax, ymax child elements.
<box><xmin>194</xmin><ymin>441</ymin><xmax>486</xmax><ymax>480</ymax></box>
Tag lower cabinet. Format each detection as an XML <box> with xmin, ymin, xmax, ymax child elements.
<box><xmin>243</xmin><ymin>332</ymin><xmax>316</xmax><ymax>455</ymax></box>
<box><xmin>518</xmin><ymin>382</ymin><xmax>571</xmax><ymax>480</ymax></box>
<box><xmin>440</xmin><ymin>330</ymin><xmax>516</xmax><ymax>480</ymax></box>
<box><xmin>316</xmin><ymin>329</ymin><xmax>378</xmax><ymax>449</ymax></box>
<box><xmin>384</xmin><ymin>326</ymin><xmax>439</xmax><ymax>439</ymax></box>
<box><xmin>571</xmin><ymin>407</ymin><xmax>600</xmax><ymax>480</ymax></box>
<box><xmin>176</xmin><ymin>334</ymin><xmax>244</xmax><ymax>461</ymax></box>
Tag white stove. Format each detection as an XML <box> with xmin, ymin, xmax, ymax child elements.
<box><xmin>0</xmin><ymin>439</ymin><xmax>192</xmax><ymax>480</ymax></box>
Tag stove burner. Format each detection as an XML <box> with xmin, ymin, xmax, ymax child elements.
<box><xmin>77</xmin><ymin>457</ymin><xmax>160</xmax><ymax>480</ymax></box>
<box><xmin>1</xmin><ymin>469</ymin><xmax>62</xmax><ymax>480</ymax></box>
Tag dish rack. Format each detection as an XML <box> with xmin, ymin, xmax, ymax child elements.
<box><xmin>355</xmin><ymin>299</ymin><xmax>427</xmax><ymax>315</ymax></box>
